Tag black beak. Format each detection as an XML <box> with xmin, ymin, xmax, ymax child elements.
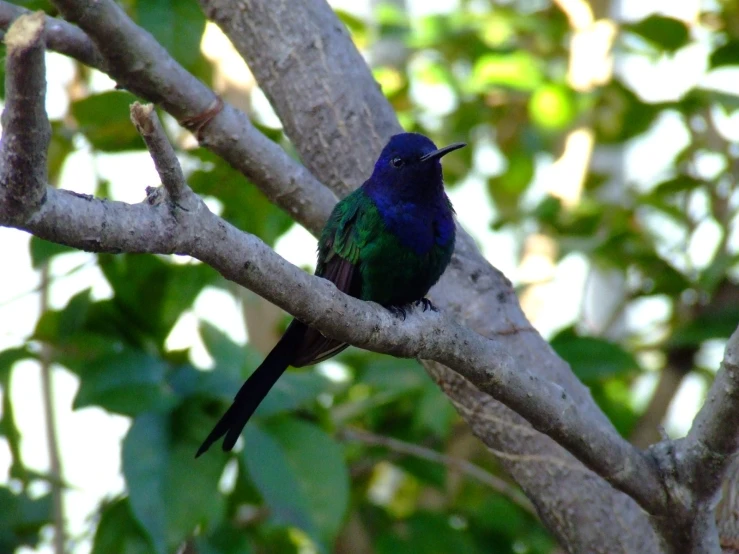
<box><xmin>420</xmin><ymin>142</ymin><xmax>466</xmax><ymax>162</ymax></box>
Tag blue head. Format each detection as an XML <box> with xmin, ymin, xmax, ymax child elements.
<box><xmin>368</xmin><ymin>133</ymin><xmax>466</xmax><ymax>199</ymax></box>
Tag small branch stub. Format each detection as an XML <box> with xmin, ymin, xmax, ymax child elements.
<box><xmin>130</xmin><ymin>102</ymin><xmax>187</xmax><ymax>203</ymax></box>
<box><xmin>0</xmin><ymin>11</ymin><xmax>50</xmax><ymax>219</ymax></box>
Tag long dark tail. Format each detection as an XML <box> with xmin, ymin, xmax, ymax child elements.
<box><xmin>195</xmin><ymin>320</ymin><xmax>307</xmax><ymax>457</ymax></box>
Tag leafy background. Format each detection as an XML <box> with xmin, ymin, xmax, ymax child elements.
<box><xmin>1</xmin><ymin>0</ymin><xmax>739</xmax><ymax>553</ymax></box>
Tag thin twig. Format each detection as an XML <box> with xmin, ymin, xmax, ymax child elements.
<box><xmin>130</xmin><ymin>103</ymin><xmax>187</xmax><ymax>203</ymax></box>
<box><xmin>0</xmin><ymin>11</ymin><xmax>50</xmax><ymax>220</ymax></box>
<box><xmin>339</xmin><ymin>427</ymin><xmax>537</xmax><ymax>516</ymax></box>
<box><xmin>39</xmin><ymin>263</ymin><xmax>66</xmax><ymax>554</ymax></box>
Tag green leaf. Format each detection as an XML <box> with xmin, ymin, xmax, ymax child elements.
<box><xmin>0</xmin><ymin>347</ymin><xmax>33</xmax><ymax>381</ymax></box>
<box><xmin>167</xmin><ymin>364</ymin><xmax>236</xmax><ymax>400</ymax></box>
<box><xmin>414</xmin><ymin>382</ymin><xmax>456</xmax><ymax>437</ymax></box>
<box><xmin>376</xmin><ymin>511</ymin><xmax>479</xmax><ymax>554</ymax></box>
<box><xmin>48</xmin><ymin>121</ymin><xmax>75</xmax><ymax>184</ymax></box>
<box><xmin>257</xmin><ymin>371</ymin><xmax>329</xmax><ymax>419</ymax></box>
<box><xmin>0</xmin><ymin>488</ymin><xmax>53</xmax><ymax>552</ymax></box>
<box><xmin>29</xmin><ymin>236</ymin><xmax>78</xmax><ymax>268</ymax></box>
<box><xmin>75</xmin><ymin>349</ymin><xmax>174</xmax><ymax>415</ymax></box>
<box><xmin>487</xmin><ymin>150</ymin><xmax>535</xmax><ymax>220</ymax></box>
<box><xmin>699</xmin><ymin>254</ymin><xmax>739</xmax><ymax>293</ymax></box>
<box><xmin>71</xmin><ymin>91</ymin><xmax>143</xmax><ymax>151</ymax></box>
<box><xmin>242</xmin><ymin>425</ymin><xmax>315</xmax><ymax>534</ymax></box>
<box><xmin>131</xmin><ymin>0</ymin><xmax>209</xmax><ymax>78</ymax></box>
<box><xmin>91</xmin><ymin>498</ymin><xmax>155</xmax><ymax>554</ymax></box>
<box><xmin>0</xmin><ymin>347</ymin><xmax>34</xmax><ymax>482</ymax></box>
<box><xmin>594</xmin><ymin>80</ymin><xmax>663</xmax><ymax>143</ymax></box>
<box><xmin>99</xmin><ymin>254</ymin><xmax>214</xmax><ymax>345</ymax></box>
<box><xmin>163</xmin><ymin>441</ymin><xmax>226</xmax><ymax>544</ymax></box>
<box><xmin>625</xmin><ymin>15</ymin><xmax>690</xmax><ymax>52</ymax></box>
<box><xmin>200</xmin><ymin>320</ymin><xmax>253</xmax><ymax>378</ymax></box>
<box><xmin>712</xmin><ymin>90</ymin><xmax>739</xmax><ymax>113</ymax></box>
<box><xmin>529</xmin><ymin>83</ymin><xmax>577</xmax><ymax>131</ymax></box>
<box><xmin>243</xmin><ymin>420</ymin><xmax>350</xmax><ymax>546</ymax></box>
<box><xmin>470</xmin><ymin>51</ymin><xmax>543</xmax><ymax>92</ymax></box>
<box><xmin>188</xmin><ymin>149</ymin><xmax>293</xmax><ymax>246</ymax></box>
<box><xmin>58</xmin><ymin>289</ymin><xmax>93</xmax><ymax>340</ymax></box>
<box><xmin>590</xmin><ymin>381</ymin><xmax>639</xmax><ymax>437</ymax></box>
<box><xmin>467</xmin><ymin>493</ymin><xmax>529</xmax><ymax>538</ymax></box>
<box><xmin>355</xmin><ymin>354</ymin><xmax>427</xmax><ymax>391</ymax></box>
<box><xmin>335</xmin><ymin>9</ymin><xmax>368</xmax><ymax>44</ymax></box>
<box><xmin>195</xmin><ymin>530</ymin><xmax>255</xmax><ymax>554</ymax></box>
<box><xmin>670</xmin><ymin>309</ymin><xmax>739</xmax><ymax>347</ymax></box>
<box><xmin>710</xmin><ymin>39</ymin><xmax>739</xmax><ymax>68</ymax></box>
<box><xmin>122</xmin><ymin>414</ymin><xmax>168</xmax><ymax>554</ymax></box>
<box><xmin>650</xmin><ymin>175</ymin><xmax>703</xmax><ymax>197</ymax></box>
<box><xmin>550</xmin><ymin>328</ymin><xmax>640</xmax><ymax>383</ymax></box>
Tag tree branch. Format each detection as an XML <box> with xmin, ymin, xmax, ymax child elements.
<box><xmin>691</xmin><ymin>328</ymin><xmax>739</xmax><ymax>469</ymax></box>
<box><xmin>660</xmin><ymin>325</ymin><xmax>739</xmax><ymax>549</ymax></box>
<box><xmin>39</xmin><ymin>264</ymin><xmax>66</xmax><ymax>554</ymax></box>
<box><xmin>0</xmin><ymin>11</ymin><xmax>50</xmax><ymax>221</ymax></box>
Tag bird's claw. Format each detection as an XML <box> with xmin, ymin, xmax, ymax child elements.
<box><xmin>415</xmin><ymin>298</ymin><xmax>437</xmax><ymax>312</ymax></box>
<box><xmin>387</xmin><ymin>299</ymin><xmax>437</xmax><ymax>320</ymax></box>
<box><xmin>387</xmin><ymin>305</ymin><xmax>408</xmax><ymax>320</ymax></box>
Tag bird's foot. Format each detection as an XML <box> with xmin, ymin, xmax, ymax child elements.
<box><xmin>415</xmin><ymin>298</ymin><xmax>438</xmax><ymax>312</ymax></box>
<box><xmin>387</xmin><ymin>299</ymin><xmax>437</xmax><ymax>320</ymax></box>
<box><xmin>387</xmin><ymin>305</ymin><xmax>408</xmax><ymax>320</ymax></box>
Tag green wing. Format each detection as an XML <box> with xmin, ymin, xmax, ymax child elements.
<box><xmin>291</xmin><ymin>189</ymin><xmax>373</xmax><ymax>367</ymax></box>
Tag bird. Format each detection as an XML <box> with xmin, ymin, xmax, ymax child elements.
<box><xmin>196</xmin><ymin>132</ymin><xmax>465</xmax><ymax>457</ymax></box>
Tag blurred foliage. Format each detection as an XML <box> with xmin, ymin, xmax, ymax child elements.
<box><xmin>2</xmin><ymin>0</ymin><xmax>739</xmax><ymax>553</ymax></box>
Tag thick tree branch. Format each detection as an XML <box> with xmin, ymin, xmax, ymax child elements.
<box><xmin>0</xmin><ymin>11</ymin><xmax>50</xmax><ymax>220</ymax></box>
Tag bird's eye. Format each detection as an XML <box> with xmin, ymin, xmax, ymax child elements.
<box><xmin>391</xmin><ymin>156</ymin><xmax>404</xmax><ymax>168</ymax></box>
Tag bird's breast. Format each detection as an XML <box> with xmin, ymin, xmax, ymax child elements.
<box><xmin>358</xmin><ymin>195</ymin><xmax>455</xmax><ymax>306</ymax></box>
<box><xmin>375</xmin><ymin>200</ymin><xmax>452</xmax><ymax>256</ymax></box>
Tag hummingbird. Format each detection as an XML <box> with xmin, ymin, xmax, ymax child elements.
<box><xmin>196</xmin><ymin>132</ymin><xmax>465</xmax><ymax>456</ymax></box>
